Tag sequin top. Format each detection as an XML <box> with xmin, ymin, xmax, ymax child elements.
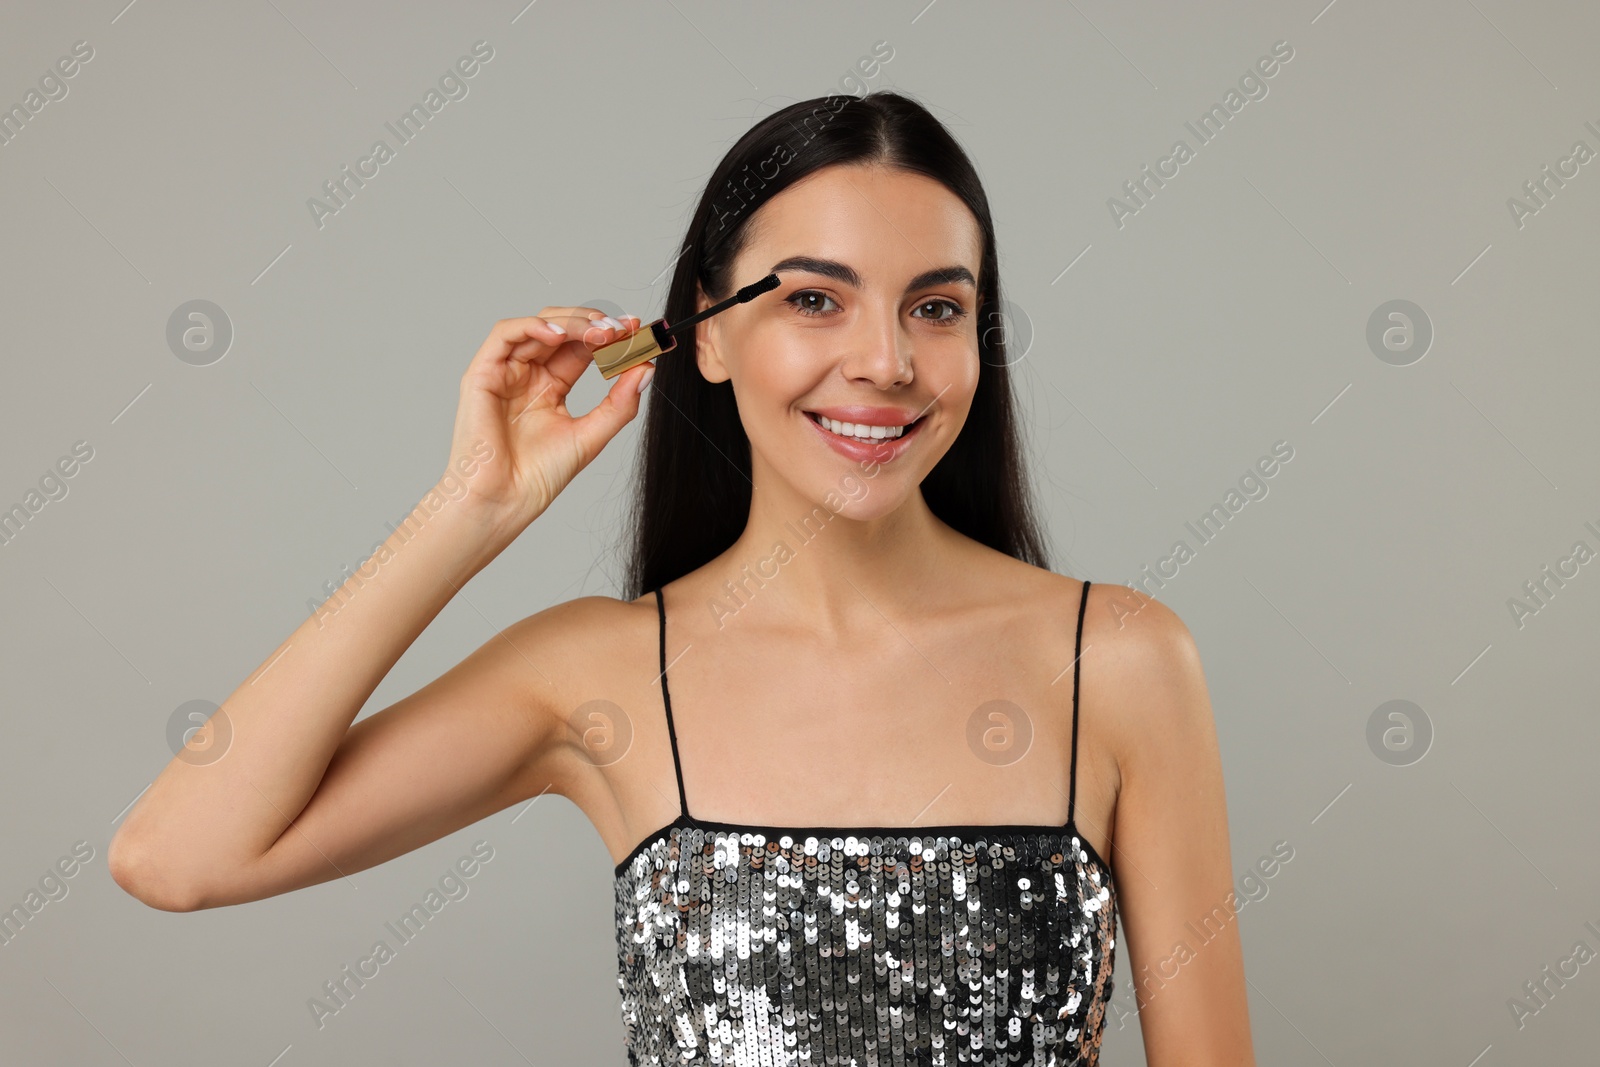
<box><xmin>613</xmin><ymin>580</ymin><xmax>1117</xmax><ymax>1065</ymax></box>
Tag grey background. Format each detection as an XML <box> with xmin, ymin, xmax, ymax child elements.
<box><xmin>2</xmin><ymin>0</ymin><xmax>1597</xmax><ymax>1063</ymax></box>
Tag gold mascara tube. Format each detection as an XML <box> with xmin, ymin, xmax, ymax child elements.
<box><xmin>591</xmin><ymin>273</ymin><xmax>781</xmax><ymax>379</ymax></box>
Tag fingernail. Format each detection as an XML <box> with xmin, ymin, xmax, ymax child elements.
<box><xmin>636</xmin><ymin>364</ymin><xmax>655</xmax><ymax>395</ymax></box>
<box><xmin>600</xmin><ymin>316</ymin><xmax>624</xmax><ymax>330</ymax></box>
<box><xmin>546</xmin><ymin>321</ymin><xmax>566</xmax><ymax>336</ymax></box>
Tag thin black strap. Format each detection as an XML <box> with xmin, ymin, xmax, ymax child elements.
<box><xmin>655</xmin><ymin>587</ymin><xmax>690</xmax><ymax>818</ymax></box>
<box><xmin>1067</xmin><ymin>579</ymin><xmax>1091</xmax><ymax>827</ymax></box>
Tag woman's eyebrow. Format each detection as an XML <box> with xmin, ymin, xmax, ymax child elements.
<box><xmin>768</xmin><ymin>255</ymin><xmax>976</xmax><ymax>293</ymax></box>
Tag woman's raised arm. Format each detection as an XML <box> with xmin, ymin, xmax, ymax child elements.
<box><xmin>108</xmin><ymin>310</ymin><xmax>655</xmax><ymax>911</ymax></box>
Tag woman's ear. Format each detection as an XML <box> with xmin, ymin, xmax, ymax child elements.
<box><xmin>694</xmin><ymin>284</ymin><xmax>731</xmax><ymax>384</ymax></box>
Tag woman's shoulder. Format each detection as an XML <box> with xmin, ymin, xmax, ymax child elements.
<box><xmin>978</xmin><ymin>549</ymin><xmax>1196</xmax><ymax>657</ymax></box>
<box><xmin>485</xmin><ymin>591</ymin><xmax>660</xmax><ymax>711</ymax></box>
<box><xmin>503</xmin><ymin>589</ymin><xmax>661</xmax><ymax>656</ymax></box>
<box><xmin>501</xmin><ymin>589</ymin><xmax>652</xmax><ymax>637</ymax></box>
<box><xmin>982</xmin><ymin>556</ymin><xmax>1206</xmax><ymax>721</ymax></box>
<box><xmin>1057</xmin><ymin>578</ymin><xmax>1215</xmax><ymax>774</ymax></box>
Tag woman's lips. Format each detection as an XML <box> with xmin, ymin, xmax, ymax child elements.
<box><xmin>803</xmin><ymin>411</ymin><xmax>926</xmax><ymax>464</ymax></box>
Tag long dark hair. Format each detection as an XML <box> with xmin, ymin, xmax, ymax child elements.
<box><xmin>622</xmin><ymin>90</ymin><xmax>1051</xmax><ymax>599</ymax></box>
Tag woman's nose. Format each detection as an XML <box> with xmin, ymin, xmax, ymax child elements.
<box><xmin>840</xmin><ymin>308</ymin><xmax>912</xmax><ymax>386</ymax></box>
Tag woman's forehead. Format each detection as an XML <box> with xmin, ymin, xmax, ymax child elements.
<box><xmin>738</xmin><ymin>169</ymin><xmax>982</xmax><ymax>286</ymax></box>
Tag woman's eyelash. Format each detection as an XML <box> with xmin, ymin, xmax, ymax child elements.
<box><xmin>915</xmin><ymin>299</ymin><xmax>969</xmax><ymax>325</ymax></box>
<box><xmin>784</xmin><ymin>291</ymin><xmax>969</xmax><ymax>325</ymax></box>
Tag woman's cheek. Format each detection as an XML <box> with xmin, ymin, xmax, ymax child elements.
<box><xmin>928</xmin><ymin>341</ymin><xmax>980</xmax><ymax>397</ymax></box>
<box><xmin>751</xmin><ymin>330</ymin><xmax>824</xmax><ymax>393</ymax></box>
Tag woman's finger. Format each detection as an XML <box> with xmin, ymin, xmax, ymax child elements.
<box><xmin>462</xmin><ymin>312</ymin><xmax>640</xmax><ymax>396</ymax></box>
<box><xmin>529</xmin><ymin>313</ymin><xmax>644</xmax><ymax>391</ymax></box>
<box><xmin>465</xmin><ymin>316</ymin><xmax>571</xmax><ymax>384</ymax></box>
<box><xmin>567</xmin><ymin>359</ymin><xmax>655</xmax><ymax>464</ymax></box>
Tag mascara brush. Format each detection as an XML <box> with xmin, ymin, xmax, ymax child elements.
<box><xmin>591</xmin><ymin>272</ymin><xmax>781</xmax><ymax>379</ymax></box>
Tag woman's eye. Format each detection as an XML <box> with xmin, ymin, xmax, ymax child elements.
<box><xmin>787</xmin><ymin>290</ymin><xmax>839</xmax><ymax>317</ymax></box>
<box><xmin>912</xmin><ymin>299</ymin><xmax>967</xmax><ymax>325</ymax></box>
<box><xmin>785</xmin><ymin>292</ymin><xmax>968</xmax><ymax>324</ymax></box>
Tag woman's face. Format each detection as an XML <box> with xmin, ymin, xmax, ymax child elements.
<box><xmin>696</xmin><ymin>163</ymin><xmax>984</xmax><ymax>520</ymax></box>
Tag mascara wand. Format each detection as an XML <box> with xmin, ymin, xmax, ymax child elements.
<box><xmin>591</xmin><ymin>273</ymin><xmax>781</xmax><ymax>380</ymax></box>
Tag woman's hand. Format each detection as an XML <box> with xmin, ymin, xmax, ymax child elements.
<box><xmin>443</xmin><ymin>308</ymin><xmax>654</xmax><ymax>534</ymax></box>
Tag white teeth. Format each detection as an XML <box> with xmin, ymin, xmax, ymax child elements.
<box><xmin>815</xmin><ymin>414</ymin><xmax>909</xmax><ymax>440</ymax></box>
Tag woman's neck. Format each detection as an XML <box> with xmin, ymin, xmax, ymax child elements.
<box><xmin>701</xmin><ymin>478</ymin><xmax>962</xmax><ymax>634</ymax></box>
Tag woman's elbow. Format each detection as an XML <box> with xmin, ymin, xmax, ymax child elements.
<box><xmin>108</xmin><ymin>830</ymin><xmax>202</xmax><ymax>913</ymax></box>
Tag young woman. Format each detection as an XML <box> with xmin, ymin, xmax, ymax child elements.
<box><xmin>110</xmin><ymin>91</ymin><xmax>1254</xmax><ymax>1065</ymax></box>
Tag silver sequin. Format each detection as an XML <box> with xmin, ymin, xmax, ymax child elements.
<box><xmin>614</xmin><ymin>822</ymin><xmax>1117</xmax><ymax>1065</ymax></box>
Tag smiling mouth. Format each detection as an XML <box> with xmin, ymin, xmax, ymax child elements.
<box><xmin>805</xmin><ymin>411</ymin><xmax>927</xmax><ymax>442</ymax></box>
